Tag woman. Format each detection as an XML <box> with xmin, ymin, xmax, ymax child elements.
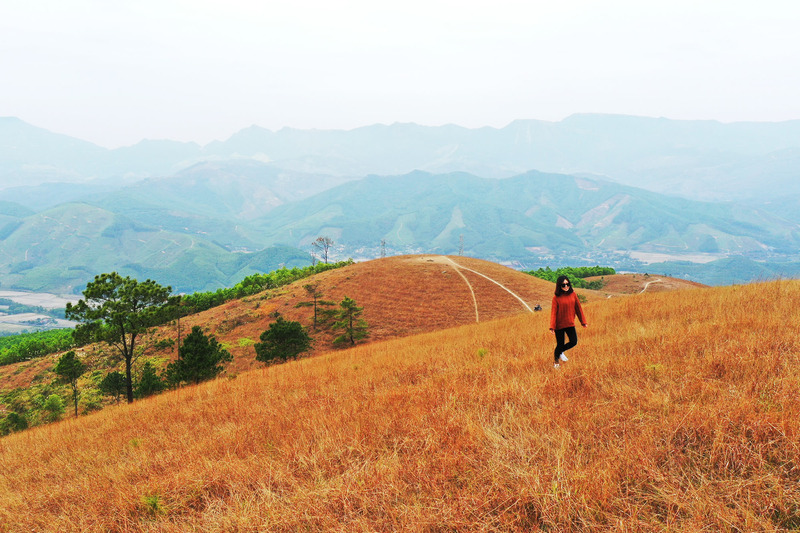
<box><xmin>550</xmin><ymin>275</ymin><xmax>588</xmax><ymax>368</ymax></box>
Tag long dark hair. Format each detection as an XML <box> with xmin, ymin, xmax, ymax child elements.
<box><xmin>555</xmin><ymin>275</ymin><xmax>574</xmax><ymax>296</ymax></box>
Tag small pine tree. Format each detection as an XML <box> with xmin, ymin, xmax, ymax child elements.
<box><xmin>136</xmin><ymin>361</ymin><xmax>165</xmax><ymax>398</ymax></box>
<box><xmin>296</xmin><ymin>283</ymin><xmax>336</xmax><ymax>330</ymax></box>
<box><xmin>53</xmin><ymin>350</ymin><xmax>86</xmax><ymax>417</ymax></box>
<box><xmin>332</xmin><ymin>296</ymin><xmax>368</xmax><ymax>346</ymax></box>
<box><xmin>255</xmin><ymin>315</ymin><xmax>312</xmax><ymax>364</ymax></box>
<box><xmin>99</xmin><ymin>371</ymin><xmax>126</xmax><ymax>403</ymax></box>
<box><xmin>165</xmin><ymin>326</ymin><xmax>232</xmax><ymax>386</ymax></box>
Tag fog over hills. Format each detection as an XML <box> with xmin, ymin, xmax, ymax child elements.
<box><xmin>2</xmin><ymin>114</ymin><xmax>800</xmax><ymax>293</ymax></box>
<box><xmin>4</xmin><ymin>114</ymin><xmax>800</xmax><ymax>201</ymax></box>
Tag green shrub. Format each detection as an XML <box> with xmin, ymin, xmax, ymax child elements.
<box><xmin>41</xmin><ymin>394</ymin><xmax>65</xmax><ymax>422</ymax></box>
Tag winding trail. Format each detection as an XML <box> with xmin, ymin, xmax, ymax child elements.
<box><xmin>640</xmin><ymin>278</ymin><xmax>663</xmax><ymax>293</ymax></box>
<box><xmin>440</xmin><ymin>256</ymin><xmax>533</xmax><ymax>322</ymax></box>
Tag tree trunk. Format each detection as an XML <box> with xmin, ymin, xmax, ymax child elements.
<box><xmin>125</xmin><ymin>356</ymin><xmax>134</xmax><ymax>403</ymax></box>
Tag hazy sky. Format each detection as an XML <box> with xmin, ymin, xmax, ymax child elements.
<box><xmin>2</xmin><ymin>0</ymin><xmax>799</xmax><ymax>148</ymax></box>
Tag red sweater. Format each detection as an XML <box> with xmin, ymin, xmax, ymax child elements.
<box><xmin>550</xmin><ymin>292</ymin><xmax>587</xmax><ymax>330</ymax></box>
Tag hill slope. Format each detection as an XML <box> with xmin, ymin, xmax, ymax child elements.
<box><xmin>152</xmin><ymin>255</ymin><xmax>574</xmax><ymax>374</ymax></box>
<box><xmin>0</xmin><ymin>256</ymin><xmax>701</xmax><ymax>391</ymax></box>
<box><xmin>0</xmin><ymin>276</ymin><xmax>797</xmax><ymax>531</ymax></box>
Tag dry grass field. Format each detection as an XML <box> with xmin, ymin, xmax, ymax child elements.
<box><xmin>1</xmin><ymin>268</ymin><xmax>798</xmax><ymax>531</ymax></box>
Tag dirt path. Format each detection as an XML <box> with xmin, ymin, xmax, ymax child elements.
<box><xmin>443</xmin><ymin>258</ymin><xmax>480</xmax><ymax>322</ymax></box>
<box><xmin>431</xmin><ymin>256</ymin><xmax>533</xmax><ymax>322</ymax></box>
<box><xmin>640</xmin><ymin>278</ymin><xmax>663</xmax><ymax>293</ymax></box>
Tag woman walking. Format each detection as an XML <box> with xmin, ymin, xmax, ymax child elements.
<box><xmin>550</xmin><ymin>275</ymin><xmax>588</xmax><ymax>368</ymax></box>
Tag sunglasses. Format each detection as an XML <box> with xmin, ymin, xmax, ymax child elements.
<box><xmin>561</xmin><ymin>282</ymin><xmax>571</xmax><ymax>286</ymax></box>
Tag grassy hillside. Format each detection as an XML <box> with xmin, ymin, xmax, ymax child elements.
<box><xmin>0</xmin><ymin>256</ymin><xmax>698</xmax><ymax>403</ymax></box>
<box><xmin>0</xmin><ymin>266</ymin><xmax>797</xmax><ymax>530</ymax></box>
<box><xmin>0</xmin><ymin>255</ymin><xmax>570</xmax><ymax>386</ymax></box>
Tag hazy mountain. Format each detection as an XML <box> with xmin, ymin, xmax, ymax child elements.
<box><xmin>0</xmin><ymin>117</ymin><xmax>204</xmax><ymax>187</ymax></box>
<box><xmin>0</xmin><ymin>202</ymin><xmax>310</xmax><ymax>294</ymax></box>
<box><xmin>0</xmin><ymin>201</ymin><xmax>32</xmax><ymax>241</ymax></box>
<box><xmin>0</xmin><ymin>179</ymin><xmax>127</xmax><ymax>211</ymax></box>
<box><xmin>0</xmin><ymin>200</ymin><xmax>34</xmax><ymax>218</ymax></box>
<box><xmin>0</xmin><ymin>117</ymin><xmax>108</xmax><ymax>186</ymax></box>
<box><xmin>128</xmin><ymin>160</ymin><xmax>357</xmax><ymax>218</ymax></box>
<box><xmin>166</xmin><ymin>115</ymin><xmax>800</xmax><ymax>200</ymax></box>
<box><xmin>4</xmin><ymin>114</ymin><xmax>800</xmax><ymax>201</ymax></box>
<box><xmin>753</xmin><ymin>193</ymin><xmax>800</xmax><ymax>225</ymax></box>
<box><xmin>253</xmin><ymin>170</ymin><xmax>799</xmax><ymax>265</ymax></box>
<box><xmin>79</xmin><ymin>160</ymin><xmax>358</xmax><ymax>250</ymax></box>
<box><xmin>643</xmin><ymin>255</ymin><xmax>800</xmax><ymax>286</ymax></box>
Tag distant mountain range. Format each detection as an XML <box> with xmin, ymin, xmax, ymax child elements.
<box><xmin>4</xmin><ymin>114</ymin><xmax>800</xmax><ymax>201</ymax></box>
<box><xmin>252</xmin><ymin>169</ymin><xmax>800</xmax><ymax>258</ymax></box>
<box><xmin>2</xmin><ymin>115</ymin><xmax>800</xmax><ymax>293</ymax></box>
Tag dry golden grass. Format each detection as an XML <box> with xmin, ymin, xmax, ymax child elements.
<box><xmin>1</xmin><ymin>278</ymin><xmax>799</xmax><ymax>531</ymax></box>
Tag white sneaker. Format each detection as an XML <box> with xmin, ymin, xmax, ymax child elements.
<box><xmin>554</xmin><ymin>363</ymin><xmax>560</xmax><ymax>369</ymax></box>
<box><xmin>559</xmin><ymin>353</ymin><xmax>568</xmax><ymax>362</ymax></box>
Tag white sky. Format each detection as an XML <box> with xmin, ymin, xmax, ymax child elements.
<box><xmin>2</xmin><ymin>0</ymin><xmax>799</xmax><ymax>148</ymax></box>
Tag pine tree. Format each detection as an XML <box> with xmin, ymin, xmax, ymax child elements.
<box><xmin>99</xmin><ymin>371</ymin><xmax>126</xmax><ymax>403</ymax></box>
<box><xmin>53</xmin><ymin>350</ymin><xmax>86</xmax><ymax>417</ymax></box>
<box><xmin>255</xmin><ymin>315</ymin><xmax>312</xmax><ymax>364</ymax></box>
<box><xmin>332</xmin><ymin>296</ymin><xmax>369</xmax><ymax>346</ymax></box>
<box><xmin>165</xmin><ymin>326</ymin><xmax>232</xmax><ymax>385</ymax></box>
<box><xmin>136</xmin><ymin>361</ymin><xmax>165</xmax><ymax>398</ymax></box>
<box><xmin>66</xmin><ymin>273</ymin><xmax>178</xmax><ymax>403</ymax></box>
<box><xmin>296</xmin><ymin>283</ymin><xmax>336</xmax><ymax>330</ymax></box>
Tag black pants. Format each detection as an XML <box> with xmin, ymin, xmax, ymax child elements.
<box><xmin>553</xmin><ymin>326</ymin><xmax>578</xmax><ymax>361</ymax></box>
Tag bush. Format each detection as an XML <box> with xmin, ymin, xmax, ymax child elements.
<box><xmin>41</xmin><ymin>394</ymin><xmax>65</xmax><ymax>422</ymax></box>
<box><xmin>0</xmin><ymin>412</ymin><xmax>28</xmax><ymax>435</ymax></box>
<box><xmin>524</xmin><ymin>265</ymin><xmax>615</xmax><ymax>289</ymax></box>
